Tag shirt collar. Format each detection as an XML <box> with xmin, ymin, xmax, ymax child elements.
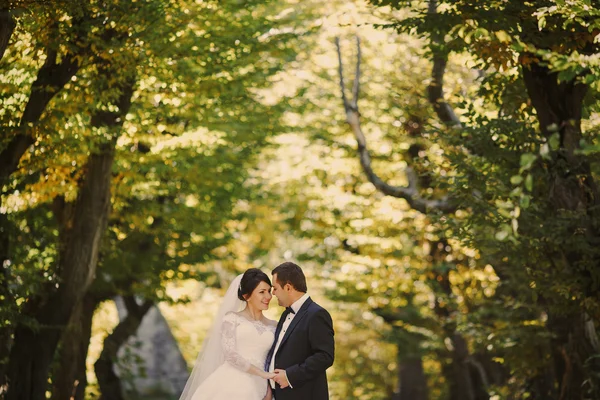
<box><xmin>290</xmin><ymin>293</ymin><xmax>309</xmax><ymax>314</ymax></box>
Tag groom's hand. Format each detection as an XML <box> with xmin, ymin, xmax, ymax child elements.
<box><xmin>273</xmin><ymin>369</ymin><xmax>290</xmax><ymax>388</ymax></box>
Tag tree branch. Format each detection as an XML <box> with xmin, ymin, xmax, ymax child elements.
<box><xmin>335</xmin><ymin>37</ymin><xmax>457</xmax><ymax>214</ymax></box>
<box><xmin>95</xmin><ymin>296</ymin><xmax>153</xmax><ymax>400</ymax></box>
<box><xmin>0</xmin><ymin>9</ymin><xmax>16</xmax><ymax>62</ymax></box>
<box><xmin>352</xmin><ymin>36</ymin><xmax>360</xmax><ymax>105</ymax></box>
<box><xmin>0</xmin><ymin>18</ymin><xmax>88</xmax><ymax>189</ymax></box>
<box><xmin>427</xmin><ymin>0</ymin><xmax>461</xmax><ymax>128</ymax></box>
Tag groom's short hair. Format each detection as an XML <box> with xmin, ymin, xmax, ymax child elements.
<box><xmin>273</xmin><ymin>262</ymin><xmax>307</xmax><ymax>293</ymax></box>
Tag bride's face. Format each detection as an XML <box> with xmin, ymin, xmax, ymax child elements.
<box><xmin>246</xmin><ymin>281</ymin><xmax>273</xmax><ymax>311</ymax></box>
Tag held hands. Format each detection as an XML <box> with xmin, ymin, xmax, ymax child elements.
<box><xmin>261</xmin><ymin>371</ymin><xmax>276</xmax><ymax>380</ymax></box>
<box><xmin>261</xmin><ymin>368</ymin><xmax>290</xmax><ymax>388</ymax></box>
<box><xmin>273</xmin><ymin>369</ymin><xmax>290</xmax><ymax>388</ymax></box>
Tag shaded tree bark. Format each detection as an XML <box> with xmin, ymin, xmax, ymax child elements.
<box><xmin>0</xmin><ymin>8</ymin><xmax>15</xmax><ymax>62</ymax></box>
<box><xmin>0</xmin><ymin>24</ymin><xmax>88</xmax><ymax>389</ymax></box>
<box><xmin>447</xmin><ymin>333</ymin><xmax>477</xmax><ymax>400</ymax></box>
<box><xmin>0</xmin><ymin>214</ymin><xmax>12</xmax><ymax>389</ymax></box>
<box><xmin>50</xmin><ymin>292</ymin><xmax>105</xmax><ymax>400</ymax></box>
<box><xmin>95</xmin><ymin>296</ymin><xmax>153</xmax><ymax>400</ymax></box>
<box><xmin>0</xmin><ymin>8</ymin><xmax>19</xmax><ymax>379</ymax></box>
<box><xmin>0</xmin><ymin>323</ymin><xmax>12</xmax><ymax>392</ymax></box>
<box><xmin>394</xmin><ymin>355</ymin><xmax>428</xmax><ymax>400</ymax></box>
<box><xmin>377</xmin><ymin>305</ymin><xmax>431</xmax><ymax>400</ymax></box>
<box><xmin>5</xmin><ymin>73</ymin><xmax>135</xmax><ymax>400</ymax></box>
<box><xmin>6</xmin><ymin>145</ymin><xmax>116</xmax><ymax>400</ymax></box>
<box><xmin>428</xmin><ymin>259</ymin><xmax>487</xmax><ymax>400</ymax></box>
<box><xmin>522</xmin><ymin>61</ymin><xmax>600</xmax><ymax>400</ymax></box>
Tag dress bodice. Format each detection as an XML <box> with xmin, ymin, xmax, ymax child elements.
<box><xmin>221</xmin><ymin>312</ymin><xmax>276</xmax><ymax>369</ymax></box>
<box><xmin>190</xmin><ymin>313</ymin><xmax>276</xmax><ymax>400</ymax></box>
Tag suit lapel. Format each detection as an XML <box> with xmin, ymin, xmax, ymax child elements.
<box><xmin>278</xmin><ymin>297</ymin><xmax>313</xmax><ymax>351</ymax></box>
<box><xmin>266</xmin><ymin>312</ymin><xmax>287</xmax><ymax>368</ymax></box>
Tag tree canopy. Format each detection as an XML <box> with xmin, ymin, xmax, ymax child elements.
<box><xmin>0</xmin><ymin>0</ymin><xmax>599</xmax><ymax>399</ymax></box>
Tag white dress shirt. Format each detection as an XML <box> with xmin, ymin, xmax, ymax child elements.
<box><xmin>269</xmin><ymin>293</ymin><xmax>310</xmax><ymax>388</ymax></box>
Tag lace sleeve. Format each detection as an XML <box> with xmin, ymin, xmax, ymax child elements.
<box><xmin>221</xmin><ymin>313</ymin><xmax>251</xmax><ymax>372</ymax></box>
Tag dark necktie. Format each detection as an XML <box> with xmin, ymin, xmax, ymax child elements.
<box><xmin>286</xmin><ymin>306</ymin><xmax>295</xmax><ymax>315</ymax></box>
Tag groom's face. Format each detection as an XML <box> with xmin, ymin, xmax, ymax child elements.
<box><xmin>272</xmin><ymin>274</ymin><xmax>291</xmax><ymax>307</ymax></box>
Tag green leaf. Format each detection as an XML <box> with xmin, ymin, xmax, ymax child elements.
<box><xmin>495</xmin><ymin>229</ymin><xmax>509</xmax><ymax>241</ymax></box>
<box><xmin>510</xmin><ymin>175</ymin><xmax>523</xmax><ymax>185</ymax></box>
<box><xmin>495</xmin><ymin>224</ymin><xmax>512</xmax><ymax>241</ymax></box>
<box><xmin>575</xmin><ymin>142</ymin><xmax>600</xmax><ymax>155</ymax></box>
<box><xmin>494</xmin><ymin>30</ymin><xmax>512</xmax><ymax>43</ymax></box>
<box><xmin>525</xmin><ymin>174</ymin><xmax>533</xmax><ymax>192</ymax></box>
<box><xmin>519</xmin><ymin>153</ymin><xmax>537</xmax><ymax>172</ymax></box>
<box><xmin>538</xmin><ymin>16</ymin><xmax>546</xmax><ymax>31</ymax></box>
<box><xmin>557</xmin><ymin>69</ymin><xmax>577</xmax><ymax>82</ymax></box>
<box><xmin>549</xmin><ymin>133</ymin><xmax>560</xmax><ymax>150</ymax></box>
<box><xmin>540</xmin><ymin>143</ymin><xmax>551</xmax><ymax>160</ymax></box>
<box><xmin>520</xmin><ymin>194</ymin><xmax>531</xmax><ymax>209</ymax></box>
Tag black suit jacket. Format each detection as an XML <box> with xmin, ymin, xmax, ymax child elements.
<box><xmin>268</xmin><ymin>297</ymin><xmax>335</xmax><ymax>400</ymax></box>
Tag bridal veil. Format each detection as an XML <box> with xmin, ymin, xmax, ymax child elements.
<box><xmin>178</xmin><ymin>274</ymin><xmax>245</xmax><ymax>400</ymax></box>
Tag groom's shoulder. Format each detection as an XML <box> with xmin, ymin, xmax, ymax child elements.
<box><xmin>307</xmin><ymin>298</ymin><xmax>330</xmax><ymax>315</ymax></box>
<box><xmin>306</xmin><ymin>300</ymin><xmax>333</xmax><ymax>328</ymax></box>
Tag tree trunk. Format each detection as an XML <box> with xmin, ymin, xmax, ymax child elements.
<box><xmin>428</xmin><ymin>259</ymin><xmax>489</xmax><ymax>400</ymax></box>
<box><xmin>0</xmin><ymin>9</ymin><xmax>15</xmax><ymax>62</ymax></box>
<box><xmin>4</xmin><ymin>57</ymin><xmax>134</xmax><ymax>398</ymax></box>
<box><xmin>394</xmin><ymin>356</ymin><xmax>428</xmax><ymax>400</ymax></box>
<box><xmin>0</xmin><ymin>324</ymin><xmax>12</xmax><ymax>391</ymax></box>
<box><xmin>0</xmin><ymin>44</ymin><xmax>86</xmax><ymax>391</ymax></box>
<box><xmin>95</xmin><ymin>296</ymin><xmax>153</xmax><ymax>400</ymax></box>
<box><xmin>448</xmin><ymin>333</ymin><xmax>477</xmax><ymax>400</ymax></box>
<box><xmin>522</xmin><ymin>61</ymin><xmax>597</xmax><ymax>215</ymax></box>
<box><xmin>0</xmin><ymin>213</ymin><xmax>13</xmax><ymax>389</ymax></box>
<box><xmin>522</xmin><ymin>61</ymin><xmax>600</xmax><ymax>400</ymax></box>
<box><xmin>5</xmin><ymin>144</ymin><xmax>116</xmax><ymax>400</ymax></box>
<box><xmin>51</xmin><ymin>292</ymin><xmax>102</xmax><ymax>400</ymax></box>
<box><xmin>0</xmin><ymin>38</ymin><xmax>87</xmax><ymax>373</ymax></box>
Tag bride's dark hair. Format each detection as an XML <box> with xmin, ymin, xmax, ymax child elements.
<box><xmin>237</xmin><ymin>268</ymin><xmax>271</xmax><ymax>301</ymax></box>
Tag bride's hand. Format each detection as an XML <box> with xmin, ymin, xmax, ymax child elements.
<box><xmin>262</xmin><ymin>371</ymin><xmax>276</xmax><ymax>380</ymax></box>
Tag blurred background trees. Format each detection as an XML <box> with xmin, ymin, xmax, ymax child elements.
<box><xmin>0</xmin><ymin>0</ymin><xmax>598</xmax><ymax>399</ymax></box>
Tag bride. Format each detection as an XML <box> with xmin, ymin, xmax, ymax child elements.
<box><xmin>179</xmin><ymin>268</ymin><xmax>278</xmax><ymax>400</ymax></box>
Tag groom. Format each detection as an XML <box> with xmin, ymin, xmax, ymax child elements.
<box><xmin>266</xmin><ymin>262</ymin><xmax>335</xmax><ymax>400</ymax></box>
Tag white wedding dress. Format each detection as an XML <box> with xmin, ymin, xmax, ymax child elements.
<box><xmin>190</xmin><ymin>312</ymin><xmax>276</xmax><ymax>400</ymax></box>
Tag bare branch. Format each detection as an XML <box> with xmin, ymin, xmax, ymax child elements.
<box><xmin>352</xmin><ymin>36</ymin><xmax>361</xmax><ymax>105</ymax></box>
<box><xmin>335</xmin><ymin>37</ymin><xmax>350</xmax><ymax>112</ymax></box>
<box><xmin>335</xmin><ymin>37</ymin><xmax>457</xmax><ymax>214</ymax></box>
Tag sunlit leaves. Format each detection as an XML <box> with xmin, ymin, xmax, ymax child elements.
<box><xmin>0</xmin><ymin>0</ymin><xmax>311</xmax><ymax>328</ymax></box>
